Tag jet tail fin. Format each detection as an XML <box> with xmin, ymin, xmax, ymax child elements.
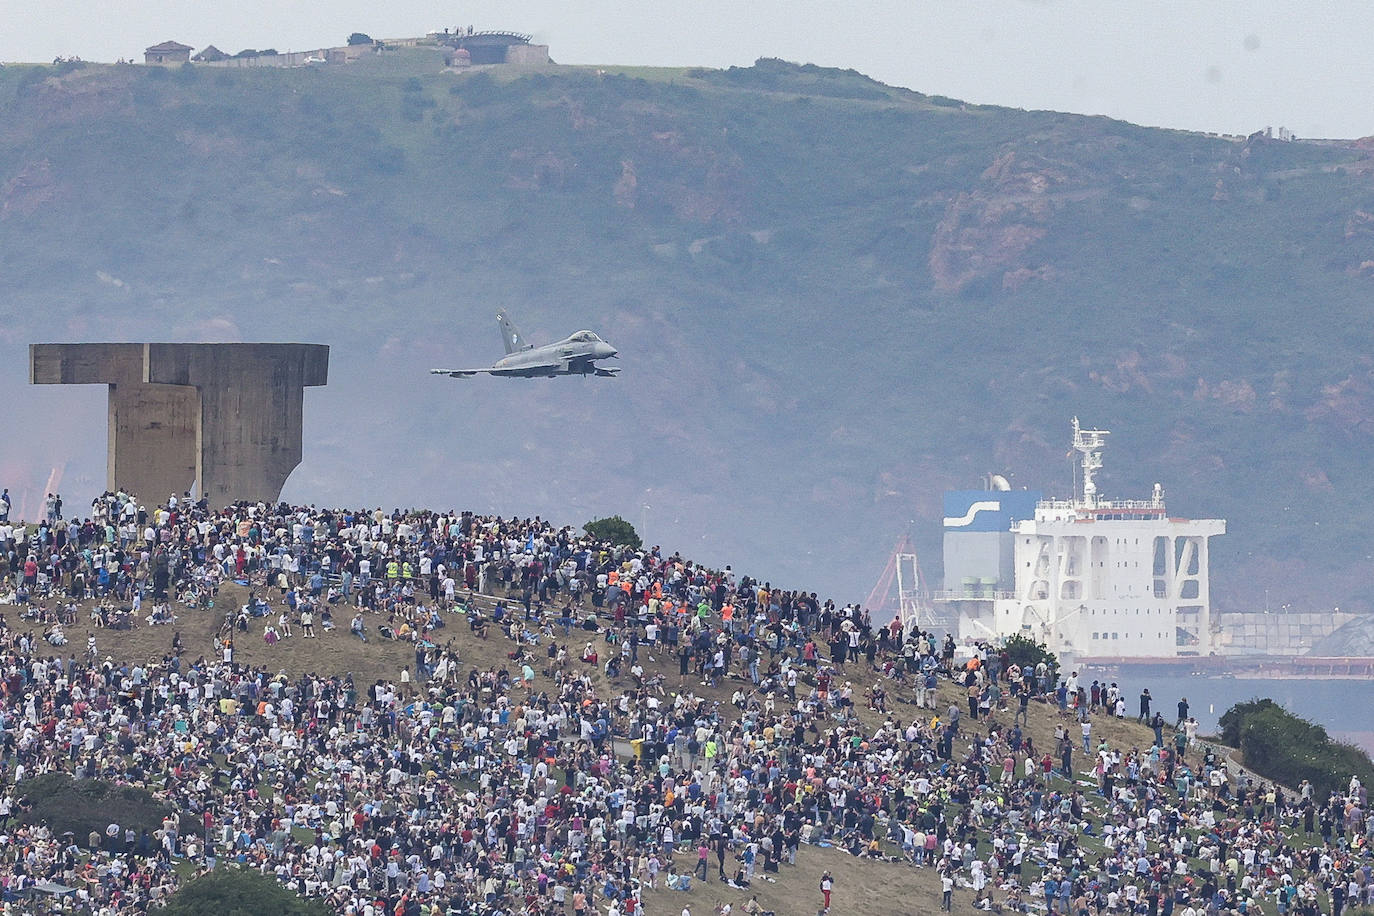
<box><xmin>497</xmin><ymin>310</ymin><xmax>532</xmax><ymax>354</ymax></box>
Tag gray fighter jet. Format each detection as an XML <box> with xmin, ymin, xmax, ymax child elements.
<box><xmin>430</xmin><ymin>311</ymin><xmax>620</xmax><ymax>379</ymax></box>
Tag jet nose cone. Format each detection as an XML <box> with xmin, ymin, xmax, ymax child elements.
<box><xmin>599</xmin><ymin>343</ymin><xmax>617</xmax><ymax>358</ymax></box>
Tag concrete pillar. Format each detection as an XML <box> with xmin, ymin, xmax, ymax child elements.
<box><xmin>144</xmin><ymin>343</ymin><xmax>329</xmax><ymax>505</ymax></box>
<box><xmin>29</xmin><ymin>343</ymin><xmax>199</xmax><ymax>502</ymax></box>
<box><xmin>30</xmin><ymin>342</ymin><xmax>328</xmax><ymax>508</ymax></box>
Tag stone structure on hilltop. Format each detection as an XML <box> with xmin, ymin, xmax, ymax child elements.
<box><xmin>30</xmin><ymin>343</ymin><xmax>328</xmax><ymax>506</ymax></box>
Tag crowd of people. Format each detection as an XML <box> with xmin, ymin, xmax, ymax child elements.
<box><xmin>0</xmin><ymin>493</ymin><xmax>1367</xmax><ymax>916</ymax></box>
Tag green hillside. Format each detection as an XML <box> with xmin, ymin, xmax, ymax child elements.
<box><xmin>3</xmin><ymin>50</ymin><xmax>1373</xmax><ymax>612</ymax></box>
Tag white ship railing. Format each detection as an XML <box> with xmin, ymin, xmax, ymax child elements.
<box><xmin>1036</xmin><ymin>498</ymin><xmax>1165</xmax><ymax>512</ymax></box>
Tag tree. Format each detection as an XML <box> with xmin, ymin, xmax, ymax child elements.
<box><xmin>347</xmin><ymin>32</ymin><xmax>375</xmax><ymax>46</ymax></box>
<box><xmin>584</xmin><ymin>515</ymin><xmax>642</xmax><ymax>549</ymax></box>
<box><xmin>1002</xmin><ymin>634</ymin><xmax>1059</xmax><ymax>683</ymax></box>
<box><xmin>161</xmin><ymin>868</ymin><xmax>329</xmax><ymax>916</ymax></box>
<box><xmin>1218</xmin><ymin>699</ymin><xmax>1374</xmax><ymax>796</ymax></box>
<box><xmin>1218</xmin><ymin>698</ymin><xmax>1281</xmax><ymax>746</ymax></box>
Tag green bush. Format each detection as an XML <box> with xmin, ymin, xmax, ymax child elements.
<box><xmin>1218</xmin><ymin>698</ymin><xmax>1280</xmax><ymax>746</ymax></box>
<box><xmin>16</xmin><ymin>774</ymin><xmax>195</xmax><ymax>838</ymax></box>
<box><xmin>1218</xmin><ymin>699</ymin><xmax>1374</xmax><ymax>796</ymax></box>
<box><xmin>1003</xmin><ymin>634</ymin><xmax>1059</xmax><ymax>683</ymax></box>
<box><xmin>584</xmin><ymin>515</ymin><xmax>642</xmax><ymax>549</ymax></box>
<box><xmin>162</xmin><ymin>868</ymin><xmax>329</xmax><ymax>916</ymax></box>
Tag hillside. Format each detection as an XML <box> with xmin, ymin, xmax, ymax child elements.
<box><xmin>3</xmin><ymin>50</ymin><xmax>1374</xmax><ymax>612</ymax></box>
<box><xmin>35</xmin><ymin>578</ymin><xmax>1224</xmax><ymax>916</ymax></box>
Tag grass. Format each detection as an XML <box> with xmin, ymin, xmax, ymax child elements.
<box><xmin>564</xmin><ymin>65</ymin><xmax>697</xmax><ymax>83</ymax></box>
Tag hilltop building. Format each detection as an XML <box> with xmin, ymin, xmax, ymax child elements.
<box><xmin>144</xmin><ymin>41</ymin><xmax>193</xmax><ymax>65</ymax></box>
<box><xmin>143</xmin><ymin>31</ymin><xmax>546</xmax><ymax>71</ymax></box>
<box><xmin>935</xmin><ymin>418</ymin><xmax>1226</xmax><ymax>661</ymax></box>
<box><xmin>436</xmin><ymin>31</ymin><xmax>549</xmax><ymax>66</ymax></box>
<box><xmin>192</xmin><ymin>45</ymin><xmax>229</xmax><ymax>63</ymax></box>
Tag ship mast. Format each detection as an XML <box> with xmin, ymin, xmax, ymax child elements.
<box><xmin>1070</xmin><ymin>416</ymin><xmax>1109</xmax><ymax>509</ymax></box>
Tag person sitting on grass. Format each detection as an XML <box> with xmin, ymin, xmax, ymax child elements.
<box><xmin>350</xmin><ymin>613</ymin><xmax>368</xmax><ymax>642</ymax></box>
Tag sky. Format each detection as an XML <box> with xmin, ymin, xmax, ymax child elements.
<box><xmin>5</xmin><ymin>1</ymin><xmax>1374</xmax><ymax>138</ymax></box>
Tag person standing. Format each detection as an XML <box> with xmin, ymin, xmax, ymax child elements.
<box><xmin>820</xmin><ymin>871</ymin><xmax>834</xmax><ymax>911</ymax></box>
<box><xmin>942</xmin><ymin>870</ymin><xmax>954</xmax><ymax>911</ymax></box>
<box><xmin>1138</xmin><ymin>688</ymin><xmax>1152</xmax><ymax>723</ymax></box>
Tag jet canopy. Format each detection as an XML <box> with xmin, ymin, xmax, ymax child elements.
<box><xmin>569</xmin><ymin>331</ymin><xmax>602</xmax><ymax>342</ymax></box>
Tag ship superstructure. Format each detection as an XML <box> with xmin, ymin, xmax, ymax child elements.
<box><xmin>937</xmin><ymin>418</ymin><xmax>1226</xmax><ymax>659</ymax></box>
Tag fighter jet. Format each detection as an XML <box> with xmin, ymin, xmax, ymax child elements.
<box><xmin>430</xmin><ymin>311</ymin><xmax>620</xmax><ymax>379</ymax></box>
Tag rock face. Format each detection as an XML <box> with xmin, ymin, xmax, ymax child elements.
<box><xmin>1311</xmin><ymin>616</ymin><xmax>1374</xmax><ymax>656</ymax></box>
<box><xmin>1</xmin><ymin>159</ymin><xmax>58</xmax><ymax>218</ymax></box>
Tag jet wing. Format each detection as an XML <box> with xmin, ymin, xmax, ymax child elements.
<box><xmin>430</xmin><ymin>367</ymin><xmax>495</xmax><ymax>379</ymax></box>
